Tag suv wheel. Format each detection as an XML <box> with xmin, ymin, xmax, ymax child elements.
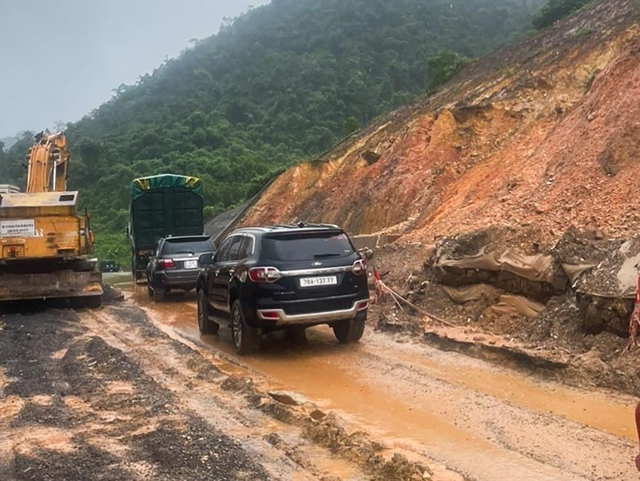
<box><xmin>152</xmin><ymin>287</ymin><xmax>165</xmax><ymax>303</ymax></box>
<box><xmin>231</xmin><ymin>299</ymin><xmax>259</xmax><ymax>355</ymax></box>
<box><xmin>147</xmin><ymin>284</ymin><xmax>153</xmax><ymax>298</ymax></box>
<box><xmin>333</xmin><ymin>312</ymin><xmax>366</xmax><ymax>344</ymax></box>
<box><xmin>197</xmin><ymin>290</ymin><xmax>219</xmax><ymax>335</ymax></box>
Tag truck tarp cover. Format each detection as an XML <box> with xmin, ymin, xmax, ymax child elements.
<box><xmin>132</xmin><ymin>174</ymin><xmax>202</xmax><ymax>200</ymax></box>
<box><xmin>130</xmin><ymin>174</ymin><xmax>204</xmax><ymax>253</ymax></box>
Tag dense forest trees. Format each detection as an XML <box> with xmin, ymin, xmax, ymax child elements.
<box><xmin>1</xmin><ymin>0</ymin><xmax>549</xmax><ymax>263</ymax></box>
<box><xmin>0</xmin><ymin>132</ymin><xmax>32</xmax><ymax>189</ymax></box>
<box><xmin>533</xmin><ymin>0</ymin><xmax>593</xmax><ymax>29</ymax></box>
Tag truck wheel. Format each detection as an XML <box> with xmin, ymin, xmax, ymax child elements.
<box><xmin>333</xmin><ymin>312</ymin><xmax>366</xmax><ymax>344</ymax></box>
<box><xmin>132</xmin><ymin>255</ymin><xmax>138</xmax><ymax>283</ymax></box>
<box><xmin>231</xmin><ymin>299</ymin><xmax>259</xmax><ymax>355</ymax></box>
<box><xmin>197</xmin><ymin>290</ymin><xmax>219</xmax><ymax>335</ymax></box>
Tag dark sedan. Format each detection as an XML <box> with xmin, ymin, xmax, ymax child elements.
<box><xmin>147</xmin><ymin>235</ymin><xmax>215</xmax><ymax>301</ymax></box>
<box><xmin>100</xmin><ymin>260</ymin><xmax>121</xmax><ymax>273</ymax></box>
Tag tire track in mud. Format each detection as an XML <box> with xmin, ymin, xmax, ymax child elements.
<box><xmin>134</xmin><ymin>292</ymin><xmax>639</xmax><ymax>481</ymax></box>
<box><xmin>0</xmin><ymin>308</ymin><xmax>270</xmax><ymax>481</ymax></box>
<box><xmin>79</xmin><ymin>306</ymin><xmax>356</xmax><ymax>480</ymax></box>
<box><xmin>81</xmin><ymin>305</ymin><xmax>445</xmax><ymax>481</ymax></box>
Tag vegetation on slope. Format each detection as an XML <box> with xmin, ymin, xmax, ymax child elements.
<box><xmin>533</xmin><ymin>0</ymin><xmax>594</xmax><ymax>29</ymax></box>
<box><xmin>1</xmin><ymin>0</ymin><xmax>546</xmax><ymax>264</ymax></box>
<box><xmin>533</xmin><ymin>0</ymin><xmax>593</xmax><ymax>30</ymax></box>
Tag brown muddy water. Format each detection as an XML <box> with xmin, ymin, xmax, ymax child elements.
<box><xmin>124</xmin><ymin>283</ymin><xmax>637</xmax><ymax>481</ymax></box>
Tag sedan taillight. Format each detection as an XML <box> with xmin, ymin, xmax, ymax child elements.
<box><xmin>352</xmin><ymin>259</ymin><xmax>367</xmax><ymax>275</ymax></box>
<box><xmin>248</xmin><ymin>267</ymin><xmax>281</xmax><ymax>283</ymax></box>
<box><xmin>158</xmin><ymin>258</ymin><xmax>176</xmax><ymax>270</ymax></box>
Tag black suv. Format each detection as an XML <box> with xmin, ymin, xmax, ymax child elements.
<box><xmin>147</xmin><ymin>235</ymin><xmax>216</xmax><ymax>301</ymax></box>
<box><xmin>195</xmin><ymin>224</ymin><xmax>369</xmax><ymax>354</ymax></box>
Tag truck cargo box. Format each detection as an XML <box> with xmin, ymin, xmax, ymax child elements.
<box><xmin>129</xmin><ymin>174</ymin><xmax>204</xmax><ymax>281</ymax></box>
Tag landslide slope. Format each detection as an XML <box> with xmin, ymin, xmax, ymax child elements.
<box><xmin>242</xmin><ymin>0</ymin><xmax>640</xmax><ymax>245</ymax></box>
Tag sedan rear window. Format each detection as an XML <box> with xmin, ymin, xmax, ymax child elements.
<box><xmin>261</xmin><ymin>232</ymin><xmax>354</xmax><ymax>261</ymax></box>
<box><xmin>162</xmin><ymin>237</ymin><xmax>214</xmax><ymax>255</ymax></box>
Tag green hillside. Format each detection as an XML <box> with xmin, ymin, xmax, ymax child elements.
<box><xmin>1</xmin><ymin>0</ymin><xmax>546</xmax><ymax>264</ymax></box>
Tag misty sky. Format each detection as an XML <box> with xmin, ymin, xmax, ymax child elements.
<box><xmin>0</xmin><ymin>0</ymin><xmax>270</xmax><ymax>138</ymax></box>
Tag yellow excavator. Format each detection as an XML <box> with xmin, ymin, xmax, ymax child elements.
<box><xmin>0</xmin><ymin>131</ymin><xmax>102</xmax><ymax>305</ymax></box>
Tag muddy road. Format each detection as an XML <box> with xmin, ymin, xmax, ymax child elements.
<box><xmin>1</xmin><ymin>280</ymin><xmax>638</xmax><ymax>481</ymax></box>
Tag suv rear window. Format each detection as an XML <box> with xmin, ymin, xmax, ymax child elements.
<box><xmin>162</xmin><ymin>237</ymin><xmax>214</xmax><ymax>255</ymax></box>
<box><xmin>261</xmin><ymin>232</ymin><xmax>354</xmax><ymax>261</ymax></box>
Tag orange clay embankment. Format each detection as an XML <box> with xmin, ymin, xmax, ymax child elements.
<box><xmin>242</xmin><ymin>0</ymin><xmax>640</xmax><ymax>246</ymax></box>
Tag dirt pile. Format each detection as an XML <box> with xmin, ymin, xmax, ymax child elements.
<box><xmin>241</xmin><ymin>0</ymin><xmax>640</xmax><ymax>248</ymax></box>
<box><xmin>368</xmin><ymin>224</ymin><xmax>640</xmax><ymax>355</ymax></box>
<box><xmin>427</xmin><ymin>226</ymin><xmax>568</xmax><ymax>303</ymax></box>
<box><xmin>369</xmin><ymin>230</ymin><xmax>640</xmax><ymax>396</ymax></box>
<box><xmin>574</xmin><ymin>236</ymin><xmax>640</xmax><ymax>297</ymax></box>
<box><xmin>426</xmin><ymin>227</ymin><xmax>640</xmax><ymax>336</ymax></box>
<box><xmin>101</xmin><ymin>282</ymin><xmax>125</xmax><ymax>304</ymax></box>
<box><xmin>548</xmin><ymin>227</ymin><xmax>623</xmax><ymax>267</ymax></box>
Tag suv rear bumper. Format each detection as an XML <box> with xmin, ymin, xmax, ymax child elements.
<box><xmin>257</xmin><ymin>299</ymin><xmax>369</xmax><ymax>326</ymax></box>
<box><xmin>152</xmin><ymin>270</ymin><xmax>199</xmax><ymax>290</ymax></box>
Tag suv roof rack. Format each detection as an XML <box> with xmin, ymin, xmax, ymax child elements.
<box><xmin>232</xmin><ymin>223</ymin><xmax>342</xmax><ymax>235</ymax></box>
<box><xmin>267</xmin><ymin>222</ymin><xmax>340</xmax><ymax>229</ymax></box>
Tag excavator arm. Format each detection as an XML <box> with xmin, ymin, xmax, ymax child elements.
<box><xmin>26</xmin><ymin>131</ymin><xmax>70</xmax><ymax>193</ymax></box>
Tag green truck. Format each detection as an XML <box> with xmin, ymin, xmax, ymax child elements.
<box><xmin>128</xmin><ymin>174</ymin><xmax>204</xmax><ymax>282</ymax></box>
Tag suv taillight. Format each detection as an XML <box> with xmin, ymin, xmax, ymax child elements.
<box><xmin>248</xmin><ymin>267</ymin><xmax>281</xmax><ymax>283</ymax></box>
<box><xmin>352</xmin><ymin>259</ymin><xmax>367</xmax><ymax>275</ymax></box>
<box><xmin>158</xmin><ymin>258</ymin><xmax>175</xmax><ymax>270</ymax></box>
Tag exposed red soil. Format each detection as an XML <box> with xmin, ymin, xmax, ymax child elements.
<box><xmin>242</xmin><ymin>0</ymin><xmax>640</xmax><ymax>247</ymax></box>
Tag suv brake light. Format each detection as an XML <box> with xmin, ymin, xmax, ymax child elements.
<box><xmin>352</xmin><ymin>259</ymin><xmax>367</xmax><ymax>275</ymax></box>
<box><xmin>356</xmin><ymin>300</ymin><xmax>369</xmax><ymax>311</ymax></box>
<box><xmin>248</xmin><ymin>267</ymin><xmax>281</xmax><ymax>283</ymax></box>
<box><xmin>158</xmin><ymin>258</ymin><xmax>176</xmax><ymax>270</ymax></box>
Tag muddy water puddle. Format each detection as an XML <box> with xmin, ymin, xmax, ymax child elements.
<box><xmin>103</xmin><ymin>289</ymin><xmax>369</xmax><ymax>480</ymax></box>
<box><xmin>137</xmin><ymin>289</ymin><xmax>633</xmax><ymax>439</ymax></box>
<box><xmin>390</xmin><ymin>347</ymin><xmax>634</xmax><ymax>441</ymax></box>
<box><xmin>104</xmin><ymin>272</ymin><xmax>134</xmax><ymax>292</ymax></box>
<box><xmin>130</xmin><ymin>290</ymin><xmax>638</xmax><ymax>480</ymax></box>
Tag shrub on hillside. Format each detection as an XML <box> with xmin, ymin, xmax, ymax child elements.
<box><xmin>533</xmin><ymin>0</ymin><xmax>592</xmax><ymax>30</ymax></box>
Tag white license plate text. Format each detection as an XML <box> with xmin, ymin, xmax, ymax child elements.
<box><xmin>300</xmin><ymin>276</ymin><xmax>338</xmax><ymax>287</ymax></box>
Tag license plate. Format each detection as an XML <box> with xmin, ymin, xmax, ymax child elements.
<box><xmin>184</xmin><ymin>260</ymin><xmax>198</xmax><ymax>269</ymax></box>
<box><xmin>300</xmin><ymin>276</ymin><xmax>337</xmax><ymax>287</ymax></box>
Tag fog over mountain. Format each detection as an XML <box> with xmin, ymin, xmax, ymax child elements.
<box><xmin>0</xmin><ymin>0</ymin><xmax>269</xmax><ymax>137</ymax></box>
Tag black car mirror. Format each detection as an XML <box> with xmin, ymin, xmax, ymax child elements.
<box><xmin>199</xmin><ymin>252</ymin><xmax>214</xmax><ymax>266</ymax></box>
